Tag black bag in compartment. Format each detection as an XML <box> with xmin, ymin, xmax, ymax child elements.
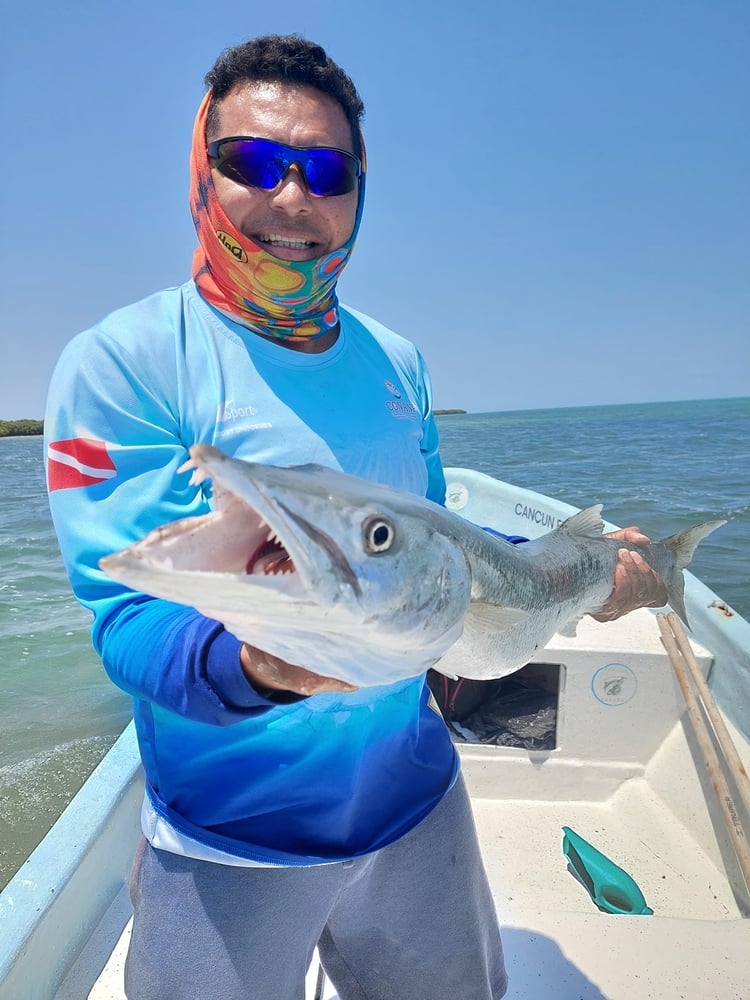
<box><xmin>427</xmin><ymin>667</ymin><xmax>559</xmax><ymax>751</ymax></box>
<box><xmin>426</xmin><ymin>671</ymin><xmax>488</xmax><ymax>722</ymax></box>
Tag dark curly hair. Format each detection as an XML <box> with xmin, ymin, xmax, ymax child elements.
<box><xmin>204</xmin><ymin>34</ymin><xmax>365</xmax><ymax>157</ymax></box>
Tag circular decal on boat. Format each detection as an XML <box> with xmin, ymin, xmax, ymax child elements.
<box><xmin>445</xmin><ymin>482</ymin><xmax>469</xmax><ymax>511</ymax></box>
<box><xmin>591</xmin><ymin>663</ymin><xmax>637</xmax><ymax>706</ymax></box>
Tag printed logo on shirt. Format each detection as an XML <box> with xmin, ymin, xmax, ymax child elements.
<box><xmin>385</xmin><ymin>399</ymin><xmax>418</xmax><ymax>419</ymax></box>
<box><xmin>217</xmin><ymin>400</ymin><xmax>259</xmax><ymax>423</ymax></box>
<box><xmin>215</xmin><ymin>400</ymin><xmax>272</xmax><ymax>439</ymax></box>
<box><xmin>47</xmin><ymin>438</ymin><xmax>116</xmax><ymax>491</ymax></box>
<box><xmin>384</xmin><ymin>379</ymin><xmax>417</xmax><ymax>419</ymax></box>
<box><xmin>216</xmin><ymin>231</ymin><xmax>249</xmax><ymax>263</ymax></box>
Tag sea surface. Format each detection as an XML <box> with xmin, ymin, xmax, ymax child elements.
<box><xmin>1</xmin><ymin>396</ymin><xmax>748</xmax><ymax>890</ymax></box>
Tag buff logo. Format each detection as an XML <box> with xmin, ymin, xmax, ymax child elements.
<box><xmin>216</xmin><ymin>231</ymin><xmax>248</xmax><ymax>263</ymax></box>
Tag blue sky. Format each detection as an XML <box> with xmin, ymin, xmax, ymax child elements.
<box><xmin>2</xmin><ymin>1</ymin><xmax>748</xmax><ymax>417</ymax></box>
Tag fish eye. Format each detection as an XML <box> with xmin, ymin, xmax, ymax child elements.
<box><xmin>363</xmin><ymin>515</ymin><xmax>395</xmax><ymax>553</ymax></box>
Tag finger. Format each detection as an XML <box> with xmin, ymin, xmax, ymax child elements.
<box><xmin>298</xmin><ymin>675</ymin><xmax>358</xmax><ymax>696</ymax></box>
<box><xmin>611</xmin><ymin>528</ymin><xmax>651</xmax><ymax>547</ymax></box>
<box><xmin>621</xmin><ymin>548</ymin><xmax>645</xmax><ymax>568</ymax></box>
<box><xmin>615</xmin><ymin>548</ymin><xmax>641</xmax><ymax>574</ymax></box>
<box><xmin>626</xmin><ymin>532</ymin><xmax>651</xmax><ymax>548</ymax></box>
<box><xmin>323</xmin><ymin>678</ymin><xmax>358</xmax><ymax>692</ymax></box>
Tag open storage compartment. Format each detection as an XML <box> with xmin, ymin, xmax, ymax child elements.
<box><xmin>428</xmin><ymin>661</ymin><xmax>563</xmax><ymax>750</ymax></box>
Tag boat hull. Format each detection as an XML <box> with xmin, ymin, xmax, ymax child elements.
<box><xmin>1</xmin><ymin>468</ymin><xmax>748</xmax><ymax>999</ymax></box>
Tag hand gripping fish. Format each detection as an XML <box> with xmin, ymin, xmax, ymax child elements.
<box><xmin>99</xmin><ymin>445</ymin><xmax>725</xmax><ymax>688</ymax></box>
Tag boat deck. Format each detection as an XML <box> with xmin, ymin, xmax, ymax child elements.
<box><xmin>53</xmin><ymin>610</ymin><xmax>750</xmax><ymax>999</ymax></box>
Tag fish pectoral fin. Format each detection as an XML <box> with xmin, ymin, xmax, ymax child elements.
<box><xmin>466</xmin><ymin>602</ymin><xmax>530</xmax><ymax>633</ymax></box>
<box><xmin>557</xmin><ymin>614</ymin><xmax>585</xmax><ymax>638</ymax></box>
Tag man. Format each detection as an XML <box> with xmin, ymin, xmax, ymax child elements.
<box><xmin>45</xmin><ymin>34</ymin><xmax>666</xmax><ymax>999</ymax></box>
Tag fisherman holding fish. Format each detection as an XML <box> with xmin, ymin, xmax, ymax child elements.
<box><xmin>45</xmin><ymin>34</ymin><xmax>667</xmax><ymax>1000</ymax></box>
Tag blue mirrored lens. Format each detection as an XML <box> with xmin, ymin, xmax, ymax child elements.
<box><xmin>211</xmin><ymin>138</ymin><xmax>360</xmax><ymax>197</ymax></box>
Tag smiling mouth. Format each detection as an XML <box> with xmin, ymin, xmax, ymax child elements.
<box><xmin>256</xmin><ymin>234</ymin><xmax>316</xmax><ymax>250</ymax></box>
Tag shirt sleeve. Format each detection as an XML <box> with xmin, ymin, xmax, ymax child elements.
<box><xmin>414</xmin><ymin>347</ymin><xmax>446</xmax><ymax>506</ymax></box>
<box><xmin>482</xmin><ymin>526</ymin><xmax>529</xmax><ymax>544</ymax></box>
<box><xmin>45</xmin><ymin>323</ymin><xmax>276</xmax><ymax>724</ymax></box>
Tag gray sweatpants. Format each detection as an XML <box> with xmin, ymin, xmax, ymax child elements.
<box><xmin>125</xmin><ymin>776</ymin><xmax>508</xmax><ymax>999</ymax></box>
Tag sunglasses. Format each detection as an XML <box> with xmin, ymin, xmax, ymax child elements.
<box><xmin>207</xmin><ymin>136</ymin><xmax>362</xmax><ymax>198</ymax></box>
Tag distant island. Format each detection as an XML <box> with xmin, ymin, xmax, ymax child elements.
<box><xmin>1</xmin><ymin>411</ymin><xmax>466</xmax><ymax>436</ymax></box>
<box><xmin>0</xmin><ymin>419</ymin><xmax>43</xmax><ymax>437</ymax></box>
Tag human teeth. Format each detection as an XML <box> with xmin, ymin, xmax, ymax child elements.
<box><xmin>258</xmin><ymin>235</ymin><xmax>313</xmax><ymax>248</ymax></box>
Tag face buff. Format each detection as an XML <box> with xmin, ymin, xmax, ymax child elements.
<box><xmin>190</xmin><ymin>92</ymin><xmax>366</xmax><ymax>342</ymax></box>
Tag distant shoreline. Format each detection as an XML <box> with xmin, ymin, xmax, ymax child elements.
<box><xmin>1</xmin><ymin>413</ymin><xmax>468</xmax><ymax>435</ymax></box>
<box><xmin>0</xmin><ymin>420</ymin><xmax>43</xmax><ymax>437</ymax></box>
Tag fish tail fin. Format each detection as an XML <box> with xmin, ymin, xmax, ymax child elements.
<box><xmin>662</xmin><ymin>519</ymin><xmax>727</xmax><ymax>629</ymax></box>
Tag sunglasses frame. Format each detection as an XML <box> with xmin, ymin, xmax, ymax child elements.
<box><xmin>206</xmin><ymin>135</ymin><xmax>362</xmax><ymax>197</ymax></box>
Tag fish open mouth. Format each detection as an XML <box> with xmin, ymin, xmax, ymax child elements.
<box><xmin>103</xmin><ymin>495</ymin><xmax>303</xmax><ymax>592</ymax></box>
<box><xmin>99</xmin><ymin>445</ymin><xmax>364</xmax><ymax>609</ymax></box>
<box><xmin>177</xmin><ymin>454</ymin><xmax>302</xmax><ymax>586</ymax></box>
<box><xmin>179</xmin><ymin>445</ymin><xmax>361</xmax><ymax>597</ymax></box>
<box><xmin>246</xmin><ymin>536</ymin><xmax>295</xmax><ymax>576</ymax></box>
<box><xmin>100</xmin><ymin>456</ymin><xmax>301</xmax><ymax>596</ymax></box>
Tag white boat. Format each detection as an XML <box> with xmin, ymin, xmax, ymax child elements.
<box><xmin>1</xmin><ymin>468</ymin><xmax>749</xmax><ymax>1000</ymax></box>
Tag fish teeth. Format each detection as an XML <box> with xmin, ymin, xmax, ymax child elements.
<box><xmin>264</xmin><ymin>523</ymin><xmax>283</xmax><ymax>547</ymax></box>
<box><xmin>178</xmin><ymin>456</ymin><xmax>210</xmax><ymax>488</ymax></box>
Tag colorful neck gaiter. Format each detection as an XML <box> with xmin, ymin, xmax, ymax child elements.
<box><xmin>190</xmin><ymin>92</ymin><xmax>365</xmax><ymax>341</ymax></box>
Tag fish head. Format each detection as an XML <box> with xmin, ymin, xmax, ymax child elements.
<box><xmin>100</xmin><ymin>445</ymin><xmax>473</xmax><ymax>685</ymax></box>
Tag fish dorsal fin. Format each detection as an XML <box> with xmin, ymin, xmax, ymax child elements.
<box><xmin>559</xmin><ymin>504</ymin><xmax>605</xmax><ymax>539</ymax></box>
<box><xmin>466</xmin><ymin>602</ymin><xmax>530</xmax><ymax>633</ymax></box>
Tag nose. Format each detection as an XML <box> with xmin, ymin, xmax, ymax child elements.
<box><xmin>268</xmin><ymin>164</ymin><xmax>312</xmax><ymax>214</ymax></box>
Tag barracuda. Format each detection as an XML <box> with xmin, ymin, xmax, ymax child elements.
<box><xmin>99</xmin><ymin>445</ymin><xmax>725</xmax><ymax>688</ymax></box>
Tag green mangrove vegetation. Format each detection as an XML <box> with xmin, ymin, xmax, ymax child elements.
<box><xmin>0</xmin><ymin>420</ymin><xmax>44</xmax><ymax>437</ymax></box>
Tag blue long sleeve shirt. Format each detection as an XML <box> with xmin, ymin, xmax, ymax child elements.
<box><xmin>45</xmin><ymin>282</ymin><xmax>458</xmax><ymax>865</ymax></box>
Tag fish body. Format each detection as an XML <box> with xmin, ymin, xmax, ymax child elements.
<box><xmin>99</xmin><ymin>445</ymin><xmax>725</xmax><ymax>687</ymax></box>
<box><xmin>435</xmin><ymin>503</ymin><xmax>721</xmax><ymax>680</ymax></box>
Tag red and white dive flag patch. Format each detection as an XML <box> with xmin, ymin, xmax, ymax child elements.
<box><xmin>47</xmin><ymin>438</ymin><xmax>117</xmax><ymax>491</ymax></box>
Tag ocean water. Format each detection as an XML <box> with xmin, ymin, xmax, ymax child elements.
<box><xmin>1</xmin><ymin>396</ymin><xmax>748</xmax><ymax>889</ymax></box>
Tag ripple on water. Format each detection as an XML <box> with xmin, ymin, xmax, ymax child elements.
<box><xmin>0</xmin><ymin>734</ymin><xmax>122</xmax><ymax>891</ymax></box>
